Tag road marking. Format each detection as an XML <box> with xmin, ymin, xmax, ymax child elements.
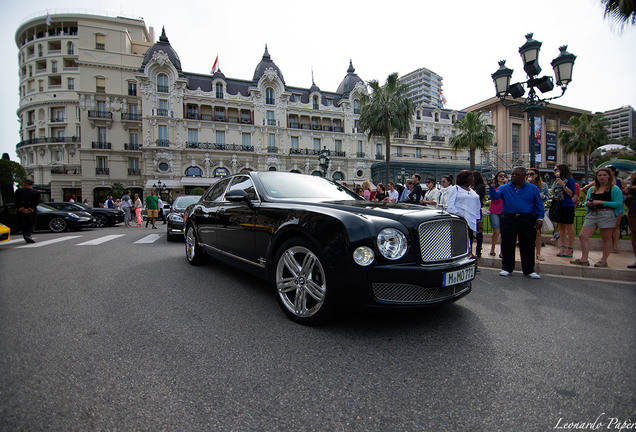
<box><xmin>134</xmin><ymin>234</ymin><xmax>163</xmax><ymax>244</ymax></box>
<box><xmin>16</xmin><ymin>235</ymin><xmax>83</xmax><ymax>248</ymax></box>
<box><xmin>77</xmin><ymin>234</ymin><xmax>126</xmax><ymax>245</ymax></box>
<box><xmin>1</xmin><ymin>239</ymin><xmax>25</xmax><ymax>246</ymax></box>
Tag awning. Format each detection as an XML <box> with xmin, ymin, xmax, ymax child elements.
<box><xmin>180</xmin><ymin>177</ymin><xmax>221</xmax><ymax>187</ymax></box>
<box><xmin>144</xmin><ymin>179</ymin><xmax>182</xmax><ymax>189</ymax></box>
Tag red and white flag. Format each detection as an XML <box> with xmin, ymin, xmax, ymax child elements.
<box><xmin>45</xmin><ymin>10</ymin><xmax>52</xmax><ymax>26</ymax></box>
<box><xmin>440</xmin><ymin>90</ymin><xmax>447</xmax><ymax>106</ymax></box>
<box><xmin>210</xmin><ymin>55</ymin><xmax>219</xmax><ymax>74</ymax></box>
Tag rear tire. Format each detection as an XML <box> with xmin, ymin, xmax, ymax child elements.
<box><xmin>49</xmin><ymin>217</ymin><xmax>67</xmax><ymax>233</ymax></box>
<box><xmin>185</xmin><ymin>224</ymin><xmax>207</xmax><ymax>265</ymax></box>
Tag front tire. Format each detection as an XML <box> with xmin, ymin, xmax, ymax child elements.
<box><xmin>185</xmin><ymin>224</ymin><xmax>207</xmax><ymax>265</ymax></box>
<box><xmin>49</xmin><ymin>217</ymin><xmax>67</xmax><ymax>233</ymax></box>
<box><xmin>273</xmin><ymin>238</ymin><xmax>334</xmax><ymax>325</ymax></box>
<box><xmin>95</xmin><ymin>215</ymin><xmax>108</xmax><ymax>227</ymax></box>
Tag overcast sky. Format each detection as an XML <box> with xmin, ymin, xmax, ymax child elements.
<box><xmin>2</xmin><ymin>0</ymin><xmax>635</xmax><ymax>161</ymax></box>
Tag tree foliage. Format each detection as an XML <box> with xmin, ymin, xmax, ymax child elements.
<box><xmin>0</xmin><ymin>158</ymin><xmax>27</xmax><ymax>203</ymax></box>
<box><xmin>449</xmin><ymin>112</ymin><xmax>495</xmax><ymax>171</ymax></box>
<box><xmin>359</xmin><ymin>72</ymin><xmax>414</xmax><ymax>183</ymax></box>
<box><xmin>558</xmin><ymin>113</ymin><xmax>609</xmax><ymax>183</ymax></box>
<box><xmin>107</xmin><ymin>182</ymin><xmax>126</xmax><ymax>199</ymax></box>
<box><xmin>601</xmin><ymin>0</ymin><xmax>636</xmax><ymax>32</ymax></box>
<box><xmin>190</xmin><ymin>187</ymin><xmax>206</xmax><ymax>195</ymax></box>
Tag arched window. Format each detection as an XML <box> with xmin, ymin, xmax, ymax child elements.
<box><xmin>353</xmin><ymin>99</ymin><xmax>359</xmax><ymax>114</ymax></box>
<box><xmin>266</xmin><ymin>87</ymin><xmax>274</xmax><ymax>105</ymax></box>
<box><xmin>157</xmin><ymin>74</ymin><xmax>169</xmax><ymax>93</ymax></box>
<box><xmin>313</xmin><ymin>96</ymin><xmax>319</xmax><ymax>110</ymax></box>
<box><xmin>185</xmin><ymin>166</ymin><xmax>203</xmax><ymax>177</ymax></box>
<box><xmin>332</xmin><ymin>172</ymin><xmax>344</xmax><ymax>180</ymax></box>
<box><xmin>67</xmin><ymin>42</ymin><xmax>74</xmax><ymax>55</ymax></box>
<box><xmin>216</xmin><ymin>83</ymin><xmax>224</xmax><ymax>99</ymax></box>
<box><xmin>435</xmin><ymin>112</ymin><xmax>439</xmax><ymax>122</ymax></box>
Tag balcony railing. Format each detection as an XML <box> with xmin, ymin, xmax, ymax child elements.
<box><xmin>50</xmin><ymin>117</ymin><xmax>65</xmax><ymax>123</ymax></box>
<box><xmin>121</xmin><ymin>113</ymin><xmax>141</xmax><ymax>121</ymax></box>
<box><xmin>88</xmin><ymin>111</ymin><xmax>112</xmax><ymax>119</ymax></box>
<box><xmin>96</xmin><ymin>86</ymin><xmax>106</xmax><ymax>93</ymax></box>
<box><xmin>124</xmin><ymin>143</ymin><xmax>140</xmax><ymax>150</ymax></box>
<box><xmin>289</xmin><ymin>148</ymin><xmax>321</xmax><ymax>156</ymax></box>
<box><xmin>356</xmin><ymin>152</ymin><xmax>365</xmax><ymax>158</ymax></box>
<box><xmin>156</xmin><ymin>109</ymin><xmax>169</xmax><ymax>116</ymax></box>
<box><xmin>17</xmin><ymin>136</ymin><xmax>79</xmax><ymax>148</ymax></box>
<box><xmin>431</xmin><ymin>136</ymin><xmax>445</xmax><ymax>142</ymax></box>
<box><xmin>200</xmin><ymin>114</ymin><xmax>213</xmax><ymax>121</ymax></box>
<box><xmin>267</xmin><ymin>147</ymin><xmax>278</xmax><ymax>153</ymax></box>
<box><xmin>413</xmin><ymin>134</ymin><xmax>427</xmax><ymax>140</ymax></box>
<box><xmin>157</xmin><ymin>85</ymin><xmax>169</xmax><ymax>93</ymax></box>
<box><xmin>376</xmin><ymin>154</ymin><xmax>385</xmax><ymax>160</ymax></box>
<box><xmin>95</xmin><ymin>43</ymin><xmax>105</xmax><ymax>50</ymax></box>
<box><xmin>128</xmin><ymin>168</ymin><xmax>141</xmax><ymax>175</ymax></box>
<box><xmin>185</xmin><ymin>142</ymin><xmax>254</xmax><ymax>152</ymax></box>
<box><xmin>96</xmin><ymin>167</ymin><xmax>109</xmax><ymax>175</ymax></box>
<box><xmin>92</xmin><ymin>142</ymin><xmax>111</xmax><ymax>149</ymax></box>
<box><xmin>156</xmin><ymin>139</ymin><xmax>170</xmax><ymax>147</ymax></box>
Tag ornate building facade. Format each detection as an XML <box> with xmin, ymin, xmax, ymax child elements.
<box><xmin>15</xmin><ymin>12</ymin><xmax>475</xmax><ymax>204</ymax></box>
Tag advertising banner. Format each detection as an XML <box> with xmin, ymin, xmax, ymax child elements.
<box><xmin>545</xmin><ymin>119</ymin><xmax>558</xmax><ymax>162</ymax></box>
<box><xmin>531</xmin><ymin>117</ymin><xmax>542</xmax><ymax>163</ymax></box>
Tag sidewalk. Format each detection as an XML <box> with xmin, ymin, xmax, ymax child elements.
<box><xmin>477</xmin><ymin>233</ymin><xmax>636</xmax><ymax>283</ymax></box>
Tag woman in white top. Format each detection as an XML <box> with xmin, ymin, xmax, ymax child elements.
<box><xmin>446</xmin><ymin>170</ymin><xmax>482</xmax><ymax>254</ymax></box>
<box><xmin>420</xmin><ymin>177</ymin><xmax>441</xmax><ymax>206</ymax></box>
<box><xmin>438</xmin><ymin>175</ymin><xmax>454</xmax><ymax>209</ymax></box>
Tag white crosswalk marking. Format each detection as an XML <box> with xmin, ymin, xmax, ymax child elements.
<box><xmin>17</xmin><ymin>235</ymin><xmax>83</xmax><ymax>248</ymax></box>
<box><xmin>134</xmin><ymin>234</ymin><xmax>163</xmax><ymax>244</ymax></box>
<box><xmin>77</xmin><ymin>234</ymin><xmax>126</xmax><ymax>246</ymax></box>
<box><xmin>1</xmin><ymin>239</ymin><xmax>25</xmax><ymax>246</ymax></box>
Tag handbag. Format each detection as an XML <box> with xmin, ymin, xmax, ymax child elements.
<box><xmin>481</xmin><ymin>207</ymin><xmax>490</xmax><ymax>217</ymax></box>
<box><xmin>548</xmin><ymin>199</ymin><xmax>563</xmax><ymax>221</ymax></box>
<box><xmin>541</xmin><ymin>214</ymin><xmax>554</xmax><ymax>233</ymax></box>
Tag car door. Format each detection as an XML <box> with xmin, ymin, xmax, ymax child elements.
<box><xmin>190</xmin><ymin>178</ymin><xmax>230</xmax><ymax>247</ymax></box>
<box><xmin>215</xmin><ymin>175</ymin><xmax>260</xmax><ymax>263</ymax></box>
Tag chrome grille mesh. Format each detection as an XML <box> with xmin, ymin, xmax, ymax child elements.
<box><xmin>418</xmin><ymin>219</ymin><xmax>469</xmax><ymax>262</ymax></box>
<box><xmin>373</xmin><ymin>283</ymin><xmax>470</xmax><ymax>303</ymax></box>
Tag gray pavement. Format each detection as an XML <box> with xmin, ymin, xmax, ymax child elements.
<box><xmin>478</xmin><ymin>233</ymin><xmax>636</xmax><ymax>282</ymax></box>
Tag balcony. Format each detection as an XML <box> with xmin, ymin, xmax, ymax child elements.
<box><xmin>96</xmin><ymin>168</ymin><xmax>109</xmax><ymax>175</ymax></box>
<box><xmin>88</xmin><ymin>111</ymin><xmax>112</xmax><ymax>119</ymax></box>
<box><xmin>121</xmin><ymin>113</ymin><xmax>141</xmax><ymax>121</ymax></box>
<box><xmin>157</xmin><ymin>85</ymin><xmax>169</xmax><ymax>93</ymax></box>
<box><xmin>267</xmin><ymin>147</ymin><xmax>278</xmax><ymax>153</ymax></box>
<box><xmin>413</xmin><ymin>134</ymin><xmax>427</xmax><ymax>140</ymax></box>
<box><xmin>356</xmin><ymin>152</ymin><xmax>366</xmax><ymax>158</ymax></box>
<box><xmin>95</xmin><ymin>43</ymin><xmax>105</xmax><ymax>50</ymax></box>
<box><xmin>200</xmin><ymin>114</ymin><xmax>213</xmax><ymax>121</ymax></box>
<box><xmin>376</xmin><ymin>154</ymin><xmax>385</xmax><ymax>160</ymax></box>
<box><xmin>186</xmin><ymin>142</ymin><xmax>254</xmax><ymax>152</ymax></box>
<box><xmin>431</xmin><ymin>136</ymin><xmax>445</xmax><ymax>142</ymax></box>
<box><xmin>50</xmin><ymin>117</ymin><xmax>65</xmax><ymax>123</ymax></box>
<box><xmin>156</xmin><ymin>139</ymin><xmax>170</xmax><ymax>147</ymax></box>
<box><xmin>16</xmin><ymin>136</ymin><xmax>79</xmax><ymax>148</ymax></box>
<box><xmin>289</xmin><ymin>148</ymin><xmax>321</xmax><ymax>156</ymax></box>
<box><xmin>267</xmin><ymin>119</ymin><xmax>277</xmax><ymax>126</ymax></box>
<box><xmin>92</xmin><ymin>142</ymin><xmax>111</xmax><ymax>149</ymax></box>
<box><xmin>124</xmin><ymin>143</ymin><xmax>140</xmax><ymax>150</ymax></box>
<box><xmin>128</xmin><ymin>168</ymin><xmax>141</xmax><ymax>175</ymax></box>
<box><xmin>156</xmin><ymin>109</ymin><xmax>169</xmax><ymax>117</ymax></box>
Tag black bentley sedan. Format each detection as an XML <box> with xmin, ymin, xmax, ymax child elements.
<box><xmin>183</xmin><ymin>172</ymin><xmax>476</xmax><ymax>325</ymax></box>
<box><xmin>166</xmin><ymin>195</ymin><xmax>202</xmax><ymax>241</ymax></box>
<box><xmin>0</xmin><ymin>203</ymin><xmax>95</xmax><ymax>233</ymax></box>
<box><xmin>45</xmin><ymin>202</ymin><xmax>124</xmax><ymax>227</ymax></box>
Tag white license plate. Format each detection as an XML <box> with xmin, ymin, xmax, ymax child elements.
<box><xmin>443</xmin><ymin>266</ymin><xmax>476</xmax><ymax>287</ymax></box>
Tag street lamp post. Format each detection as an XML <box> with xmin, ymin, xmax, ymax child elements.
<box><xmin>153</xmin><ymin>179</ymin><xmax>168</xmax><ymax>200</ymax></box>
<box><xmin>491</xmin><ymin>33</ymin><xmax>576</xmax><ymax>168</ymax></box>
<box><xmin>319</xmin><ymin>146</ymin><xmax>331</xmax><ymax>177</ymax></box>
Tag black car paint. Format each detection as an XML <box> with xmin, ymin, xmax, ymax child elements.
<box><xmin>0</xmin><ymin>203</ymin><xmax>95</xmax><ymax>233</ymax></box>
<box><xmin>184</xmin><ymin>172</ymin><xmax>476</xmax><ymax>312</ymax></box>
<box><xmin>45</xmin><ymin>202</ymin><xmax>123</xmax><ymax>226</ymax></box>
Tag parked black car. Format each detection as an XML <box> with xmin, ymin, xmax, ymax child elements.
<box><xmin>0</xmin><ymin>203</ymin><xmax>95</xmax><ymax>233</ymax></box>
<box><xmin>45</xmin><ymin>202</ymin><xmax>124</xmax><ymax>227</ymax></box>
<box><xmin>166</xmin><ymin>195</ymin><xmax>201</xmax><ymax>241</ymax></box>
<box><xmin>183</xmin><ymin>172</ymin><xmax>476</xmax><ymax>325</ymax></box>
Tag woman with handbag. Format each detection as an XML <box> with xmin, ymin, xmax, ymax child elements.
<box><xmin>550</xmin><ymin>164</ymin><xmax>576</xmax><ymax>258</ymax></box>
<box><xmin>527</xmin><ymin>168</ymin><xmax>549</xmax><ymax>261</ymax></box>
<box><xmin>488</xmin><ymin>170</ymin><xmax>507</xmax><ymax>257</ymax></box>
<box><xmin>570</xmin><ymin>167</ymin><xmax>623</xmax><ymax>267</ymax></box>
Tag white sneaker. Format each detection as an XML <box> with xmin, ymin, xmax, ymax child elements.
<box><xmin>499</xmin><ymin>270</ymin><xmax>511</xmax><ymax>277</ymax></box>
<box><xmin>526</xmin><ymin>272</ymin><xmax>541</xmax><ymax>279</ymax></box>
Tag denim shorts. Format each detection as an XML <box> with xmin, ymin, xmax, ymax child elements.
<box><xmin>489</xmin><ymin>213</ymin><xmax>501</xmax><ymax>229</ymax></box>
<box><xmin>583</xmin><ymin>209</ymin><xmax>617</xmax><ymax>229</ymax></box>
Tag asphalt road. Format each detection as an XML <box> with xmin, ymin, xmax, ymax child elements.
<box><xmin>1</xmin><ymin>226</ymin><xmax>634</xmax><ymax>431</ymax></box>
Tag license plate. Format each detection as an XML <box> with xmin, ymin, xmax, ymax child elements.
<box><xmin>443</xmin><ymin>266</ymin><xmax>475</xmax><ymax>287</ymax></box>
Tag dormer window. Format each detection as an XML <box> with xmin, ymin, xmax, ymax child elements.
<box><xmin>353</xmin><ymin>100</ymin><xmax>360</xmax><ymax>115</ymax></box>
<box><xmin>313</xmin><ymin>96</ymin><xmax>319</xmax><ymax>110</ymax></box>
<box><xmin>216</xmin><ymin>83</ymin><xmax>224</xmax><ymax>99</ymax></box>
<box><xmin>157</xmin><ymin>74</ymin><xmax>169</xmax><ymax>93</ymax></box>
<box><xmin>266</xmin><ymin>87</ymin><xmax>274</xmax><ymax>105</ymax></box>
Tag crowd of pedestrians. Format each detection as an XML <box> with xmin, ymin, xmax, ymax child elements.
<box><xmin>346</xmin><ymin>163</ymin><xmax>636</xmax><ymax>274</ymax></box>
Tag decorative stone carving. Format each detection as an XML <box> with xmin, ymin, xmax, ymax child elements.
<box><xmin>153</xmin><ymin>150</ymin><xmax>174</xmax><ymax>173</ymax></box>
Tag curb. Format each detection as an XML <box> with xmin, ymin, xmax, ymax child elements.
<box><xmin>478</xmin><ymin>257</ymin><xmax>636</xmax><ymax>282</ymax></box>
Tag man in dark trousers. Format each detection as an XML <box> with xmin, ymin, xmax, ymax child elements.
<box><xmin>14</xmin><ymin>178</ymin><xmax>40</xmax><ymax>243</ymax></box>
<box><xmin>488</xmin><ymin>166</ymin><xmax>544</xmax><ymax>279</ymax></box>
<box><xmin>407</xmin><ymin>173</ymin><xmax>423</xmax><ymax>204</ymax></box>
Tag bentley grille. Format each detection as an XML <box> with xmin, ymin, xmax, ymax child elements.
<box><xmin>418</xmin><ymin>218</ymin><xmax>469</xmax><ymax>262</ymax></box>
<box><xmin>373</xmin><ymin>282</ymin><xmax>470</xmax><ymax>303</ymax></box>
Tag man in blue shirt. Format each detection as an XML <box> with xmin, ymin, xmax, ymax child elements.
<box><xmin>488</xmin><ymin>166</ymin><xmax>545</xmax><ymax>279</ymax></box>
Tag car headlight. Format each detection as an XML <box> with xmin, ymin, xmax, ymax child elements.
<box><xmin>353</xmin><ymin>246</ymin><xmax>375</xmax><ymax>266</ymax></box>
<box><xmin>168</xmin><ymin>213</ymin><xmax>183</xmax><ymax>223</ymax></box>
<box><xmin>68</xmin><ymin>213</ymin><xmax>80</xmax><ymax>219</ymax></box>
<box><xmin>376</xmin><ymin>228</ymin><xmax>408</xmax><ymax>260</ymax></box>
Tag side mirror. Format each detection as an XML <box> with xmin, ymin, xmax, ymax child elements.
<box><xmin>225</xmin><ymin>189</ymin><xmax>253</xmax><ymax>208</ymax></box>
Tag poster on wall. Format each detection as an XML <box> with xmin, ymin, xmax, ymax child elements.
<box><xmin>545</xmin><ymin>119</ymin><xmax>558</xmax><ymax>162</ymax></box>
<box><xmin>532</xmin><ymin>117</ymin><xmax>542</xmax><ymax>163</ymax></box>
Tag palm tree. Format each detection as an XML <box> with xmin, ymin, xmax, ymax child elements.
<box><xmin>449</xmin><ymin>112</ymin><xmax>495</xmax><ymax>171</ymax></box>
<box><xmin>601</xmin><ymin>0</ymin><xmax>636</xmax><ymax>32</ymax></box>
<box><xmin>558</xmin><ymin>113</ymin><xmax>609</xmax><ymax>183</ymax></box>
<box><xmin>359</xmin><ymin>72</ymin><xmax>414</xmax><ymax>183</ymax></box>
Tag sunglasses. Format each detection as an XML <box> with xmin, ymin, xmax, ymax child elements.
<box><xmin>498</xmin><ymin>174</ymin><xmax>507</xmax><ymax>178</ymax></box>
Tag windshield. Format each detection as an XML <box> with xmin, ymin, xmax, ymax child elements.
<box><xmin>258</xmin><ymin>172</ymin><xmax>360</xmax><ymax>200</ymax></box>
<box><xmin>173</xmin><ymin>196</ymin><xmax>200</xmax><ymax>210</ymax></box>
<box><xmin>37</xmin><ymin>204</ymin><xmax>59</xmax><ymax>213</ymax></box>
